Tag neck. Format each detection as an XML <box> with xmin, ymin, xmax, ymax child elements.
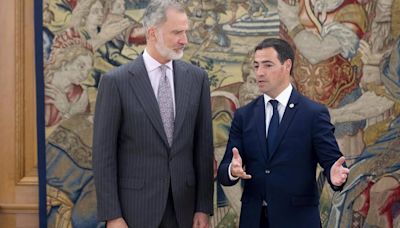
<box><xmin>146</xmin><ymin>43</ymin><xmax>170</xmax><ymax>64</ymax></box>
<box><xmin>267</xmin><ymin>82</ymin><xmax>290</xmax><ymax>99</ymax></box>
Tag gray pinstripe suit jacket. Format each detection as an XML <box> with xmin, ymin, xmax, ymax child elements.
<box><xmin>92</xmin><ymin>55</ymin><xmax>214</xmax><ymax>228</ymax></box>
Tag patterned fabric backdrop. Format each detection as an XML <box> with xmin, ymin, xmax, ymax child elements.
<box><xmin>42</xmin><ymin>0</ymin><xmax>400</xmax><ymax>227</ymax></box>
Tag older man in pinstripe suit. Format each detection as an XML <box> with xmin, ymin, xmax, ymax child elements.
<box><xmin>92</xmin><ymin>1</ymin><xmax>214</xmax><ymax>227</ymax></box>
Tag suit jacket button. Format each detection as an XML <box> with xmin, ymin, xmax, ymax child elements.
<box><xmin>265</xmin><ymin>169</ymin><xmax>271</xmax><ymax>174</ymax></box>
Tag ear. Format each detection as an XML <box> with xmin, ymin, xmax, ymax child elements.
<box><xmin>284</xmin><ymin>59</ymin><xmax>292</xmax><ymax>73</ymax></box>
<box><xmin>147</xmin><ymin>27</ymin><xmax>157</xmax><ymax>42</ymax></box>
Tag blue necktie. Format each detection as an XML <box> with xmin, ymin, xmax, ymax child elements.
<box><xmin>267</xmin><ymin>100</ymin><xmax>279</xmax><ymax>157</ymax></box>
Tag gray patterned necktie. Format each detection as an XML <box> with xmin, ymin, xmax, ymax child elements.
<box><xmin>157</xmin><ymin>65</ymin><xmax>174</xmax><ymax>146</ymax></box>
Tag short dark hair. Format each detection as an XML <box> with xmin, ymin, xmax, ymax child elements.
<box><xmin>254</xmin><ymin>38</ymin><xmax>295</xmax><ymax>74</ymax></box>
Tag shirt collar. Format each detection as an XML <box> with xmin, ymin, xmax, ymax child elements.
<box><xmin>263</xmin><ymin>84</ymin><xmax>293</xmax><ymax>107</ymax></box>
<box><xmin>143</xmin><ymin>49</ymin><xmax>173</xmax><ymax>72</ymax></box>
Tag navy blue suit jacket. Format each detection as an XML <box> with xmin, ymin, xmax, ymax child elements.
<box><xmin>217</xmin><ymin>89</ymin><xmax>343</xmax><ymax>228</ymax></box>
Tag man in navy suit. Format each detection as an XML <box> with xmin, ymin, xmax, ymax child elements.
<box><xmin>217</xmin><ymin>38</ymin><xmax>349</xmax><ymax>228</ymax></box>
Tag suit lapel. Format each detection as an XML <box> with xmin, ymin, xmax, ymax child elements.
<box><xmin>255</xmin><ymin>96</ymin><xmax>268</xmax><ymax>161</ymax></box>
<box><xmin>268</xmin><ymin>89</ymin><xmax>300</xmax><ymax>160</ymax></box>
<box><xmin>127</xmin><ymin>56</ymin><xmax>169</xmax><ymax>147</ymax></box>
<box><xmin>172</xmin><ymin>60</ymin><xmax>191</xmax><ymax>148</ymax></box>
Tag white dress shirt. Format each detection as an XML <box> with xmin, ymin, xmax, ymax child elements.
<box><xmin>142</xmin><ymin>49</ymin><xmax>176</xmax><ymax>116</ymax></box>
<box><xmin>228</xmin><ymin>84</ymin><xmax>293</xmax><ymax>180</ymax></box>
<box><xmin>263</xmin><ymin>84</ymin><xmax>293</xmax><ymax>137</ymax></box>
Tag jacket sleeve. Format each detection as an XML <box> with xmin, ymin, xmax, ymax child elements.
<box><xmin>312</xmin><ymin>105</ymin><xmax>346</xmax><ymax>191</ymax></box>
<box><xmin>217</xmin><ymin>109</ymin><xmax>242</xmax><ymax>187</ymax></box>
<box><xmin>92</xmin><ymin>73</ymin><xmax>123</xmax><ymax>220</ymax></box>
<box><xmin>193</xmin><ymin>70</ymin><xmax>215</xmax><ymax>214</ymax></box>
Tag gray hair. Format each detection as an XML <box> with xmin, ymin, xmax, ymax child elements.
<box><xmin>142</xmin><ymin>0</ymin><xmax>185</xmax><ymax>33</ymax></box>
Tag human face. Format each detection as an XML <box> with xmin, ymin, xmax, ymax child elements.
<box><xmin>253</xmin><ymin>47</ymin><xmax>291</xmax><ymax>98</ymax></box>
<box><xmin>153</xmin><ymin>8</ymin><xmax>189</xmax><ymax>62</ymax></box>
<box><xmin>87</xmin><ymin>1</ymin><xmax>104</xmax><ymax>27</ymax></box>
<box><xmin>111</xmin><ymin>0</ymin><xmax>125</xmax><ymax>15</ymax></box>
<box><xmin>65</xmin><ymin>55</ymin><xmax>93</xmax><ymax>85</ymax></box>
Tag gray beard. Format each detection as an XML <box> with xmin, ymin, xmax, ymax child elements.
<box><xmin>155</xmin><ymin>40</ymin><xmax>184</xmax><ymax>60</ymax></box>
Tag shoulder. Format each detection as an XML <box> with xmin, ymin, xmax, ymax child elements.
<box><xmin>102</xmin><ymin>57</ymin><xmax>142</xmax><ymax>82</ymax></box>
<box><xmin>107</xmin><ymin>58</ymin><xmax>140</xmax><ymax>76</ymax></box>
<box><xmin>174</xmin><ymin>60</ymin><xmax>208</xmax><ymax>76</ymax></box>
<box><xmin>296</xmin><ymin>91</ymin><xmax>328</xmax><ymax>114</ymax></box>
<box><xmin>235</xmin><ymin>95</ymin><xmax>263</xmax><ymax>115</ymax></box>
<box><xmin>104</xmin><ymin>65</ymin><xmax>128</xmax><ymax>78</ymax></box>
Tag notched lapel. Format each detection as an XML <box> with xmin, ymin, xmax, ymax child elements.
<box><xmin>268</xmin><ymin>90</ymin><xmax>300</xmax><ymax>160</ymax></box>
<box><xmin>127</xmin><ymin>56</ymin><xmax>170</xmax><ymax>147</ymax></box>
<box><xmin>255</xmin><ymin>96</ymin><xmax>268</xmax><ymax>161</ymax></box>
<box><xmin>172</xmin><ymin>61</ymin><xmax>192</xmax><ymax>147</ymax></box>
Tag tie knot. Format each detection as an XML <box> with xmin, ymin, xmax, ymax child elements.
<box><xmin>269</xmin><ymin>100</ymin><xmax>278</xmax><ymax>110</ymax></box>
<box><xmin>160</xmin><ymin>65</ymin><xmax>167</xmax><ymax>76</ymax></box>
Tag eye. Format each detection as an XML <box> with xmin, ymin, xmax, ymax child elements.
<box><xmin>263</xmin><ymin>63</ymin><xmax>274</xmax><ymax>68</ymax></box>
<box><xmin>174</xmin><ymin>30</ymin><xmax>186</xmax><ymax>36</ymax></box>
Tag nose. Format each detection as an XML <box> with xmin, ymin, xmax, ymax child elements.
<box><xmin>179</xmin><ymin>32</ymin><xmax>188</xmax><ymax>45</ymax></box>
<box><xmin>255</xmin><ymin>67</ymin><xmax>264</xmax><ymax>77</ymax></box>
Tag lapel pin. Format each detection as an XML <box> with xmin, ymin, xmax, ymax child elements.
<box><xmin>289</xmin><ymin>103</ymin><xmax>295</xmax><ymax>108</ymax></box>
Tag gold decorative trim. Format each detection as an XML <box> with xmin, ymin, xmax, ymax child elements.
<box><xmin>0</xmin><ymin>203</ymin><xmax>39</xmax><ymax>214</ymax></box>
<box><xmin>15</xmin><ymin>0</ymin><xmax>25</xmax><ymax>185</ymax></box>
<box><xmin>15</xmin><ymin>0</ymin><xmax>38</xmax><ymax>186</ymax></box>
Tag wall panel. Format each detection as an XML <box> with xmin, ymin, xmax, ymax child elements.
<box><xmin>0</xmin><ymin>0</ymin><xmax>39</xmax><ymax>227</ymax></box>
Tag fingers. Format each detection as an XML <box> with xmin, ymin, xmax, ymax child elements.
<box><xmin>330</xmin><ymin>156</ymin><xmax>350</xmax><ymax>186</ymax></box>
<box><xmin>192</xmin><ymin>212</ymin><xmax>209</xmax><ymax>228</ymax></box>
<box><xmin>106</xmin><ymin>217</ymin><xmax>128</xmax><ymax>228</ymax></box>
<box><xmin>231</xmin><ymin>164</ymin><xmax>252</xmax><ymax>179</ymax></box>
<box><xmin>334</xmin><ymin>157</ymin><xmax>349</xmax><ymax>175</ymax></box>
<box><xmin>339</xmin><ymin>172</ymin><xmax>348</xmax><ymax>184</ymax></box>
<box><xmin>232</xmin><ymin>147</ymin><xmax>240</xmax><ymax>160</ymax></box>
<box><xmin>231</xmin><ymin>147</ymin><xmax>251</xmax><ymax>179</ymax></box>
<box><xmin>233</xmin><ymin>171</ymin><xmax>252</xmax><ymax>179</ymax></box>
<box><xmin>239</xmin><ymin>172</ymin><xmax>252</xmax><ymax>179</ymax></box>
<box><xmin>340</xmin><ymin>168</ymin><xmax>349</xmax><ymax>179</ymax></box>
<box><xmin>342</xmin><ymin>167</ymin><xmax>350</xmax><ymax>175</ymax></box>
<box><xmin>332</xmin><ymin>173</ymin><xmax>347</xmax><ymax>186</ymax></box>
<box><xmin>334</xmin><ymin>156</ymin><xmax>346</xmax><ymax>167</ymax></box>
<box><xmin>331</xmin><ymin>163</ymin><xmax>349</xmax><ymax>186</ymax></box>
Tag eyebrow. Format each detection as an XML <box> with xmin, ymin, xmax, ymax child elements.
<box><xmin>172</xmin><ymin>27</ymin><xmax>189</xmax><ymax>31</ymax></box>
<box><xmin>253</xmin><ymin>60</ymin><xmax>274</xmax><ymax>64</ymax></box>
